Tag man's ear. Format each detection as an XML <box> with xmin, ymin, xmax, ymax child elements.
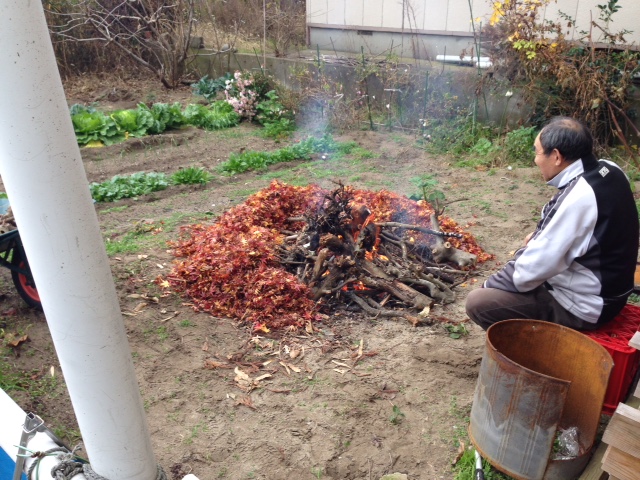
<box><xmin>553</xmin><ymin>148</ymin><xmax>565</xmax><ymax>165</ymax></box>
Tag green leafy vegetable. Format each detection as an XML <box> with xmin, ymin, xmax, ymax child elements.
<box><xmin>71</xmin><ymin>109</ymin><xmax>123</xmax><ymax>146</ymax></box>
<box><xmin>90</xmin><ymin>172</ymin><xmax>169</xmax><ymax>202</ymax></box>
<box><xmin>191</xmin><ymin>73</ymin><xmax>233</xmax><ymax>102</ymax></box>
<box><xmin>137</xmin><ymin>102</ymin><xmax>186</xmax><ymax>134</ymax></box>
<box><xmin>219</xmin><ymin>135</ymin><xmax>357</xmax><ymax>174</ymax></box>
<box><xmin>260</xmin><ymin>118</ymin><xmax>296</xmax><ymax>140</ymax></box>
<box><xmin>171</xmin><ymin>167</ymin><xmax>213</xmax><ymax>185</ymax></box>
<box><xmin>182</xmin><ymin>101</ymin><xmax>240</xmax><ymax>130</ymax></box>
<box><xmin>110</xmin><ymin>109</ymin><xmax>154</xmax><ymax>138</ymax></box>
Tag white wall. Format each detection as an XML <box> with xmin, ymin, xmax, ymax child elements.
<box><xmin>307</xmin><ymin>0</ymin><xmax>640</xmax><ymax>44</ymax></box>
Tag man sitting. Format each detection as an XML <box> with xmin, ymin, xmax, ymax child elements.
<box><xmin>466</xmin><ymin>117</ymin><xmax>639</xmax><ymax>331</ymax></box>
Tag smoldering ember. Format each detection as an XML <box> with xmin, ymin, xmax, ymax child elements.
<box><xmin>165</xmin><ymin>180</ymin><xmax>493</xmax><ymax>331</ymax></box>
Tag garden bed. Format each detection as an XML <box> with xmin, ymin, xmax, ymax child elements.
<box><xmin>0</xmin><ymin>75</ymin><xmax>560</xmax><ymax>480</ymax></box>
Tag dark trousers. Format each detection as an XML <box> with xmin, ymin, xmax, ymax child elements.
<box><xmin>465</xmin><ymin>285</ymin><xmax>600</xmax><ymax>331</ymax></box>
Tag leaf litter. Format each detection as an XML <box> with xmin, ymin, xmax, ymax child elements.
<box><xmin>163</xmin><ymin>180</ymin><xmax>492</xmax><ymax>332</ymax></box>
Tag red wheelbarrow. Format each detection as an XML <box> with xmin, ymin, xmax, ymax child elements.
<box><xmin>0</xmin><ymin>199</ymin><xmax>41</xmax><ymax>309</ymax></box>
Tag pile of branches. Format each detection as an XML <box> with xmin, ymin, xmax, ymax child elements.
<box><xmin>278</xmin><ymin>184</ymin><xmax>479</xmax><ymax>325</ymax></box>
<box><xmin>165</xmin><ymin>181</ymin><xmax>491</xmax><ymax>331</ymax></box>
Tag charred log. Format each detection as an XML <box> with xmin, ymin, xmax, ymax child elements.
<box><xmin>429</xmin><ymin>214</ymin><xmax>477</xmax><ymax>268</ymax></box>
<box><xmin>360</xmin><ymin>277</ymin><xmax>433</xmax><ymax>311</ymax></box>
<box><xmin>344</xmin><ymin>291</ymin><xmax>425</xmax><ymax>326</ymax></box>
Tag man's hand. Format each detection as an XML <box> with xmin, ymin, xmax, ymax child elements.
<box><xmin>524</xmin><ymin>232</ymin><xmax>534</xmax><ymax>245</ymax></box>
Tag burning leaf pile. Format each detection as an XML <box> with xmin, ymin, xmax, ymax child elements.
<box><xmin>166</xmin><ymin>180</ymin><xmax>492</xmax><ymax>330</ymax></box>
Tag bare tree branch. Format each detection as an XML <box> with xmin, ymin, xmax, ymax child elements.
<box><xmin>44</xmin><ymin>0</ymin><xmax>196</xmax><ymax>88</ymax></box>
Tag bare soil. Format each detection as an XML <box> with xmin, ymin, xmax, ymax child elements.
<box><xmin>2</xmin><ymin>76</ymin><xmax>559</xmax><ymax>480</ymax></box>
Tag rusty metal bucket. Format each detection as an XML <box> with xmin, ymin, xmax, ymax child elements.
<box><xmin>469</xmin><ymin>320</ymin><xmax>613</xmax><ymax>480</ymax></box>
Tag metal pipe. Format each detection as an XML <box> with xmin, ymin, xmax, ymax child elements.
<box><xmin>474</xmin><ymin>449</ymin><xmax>484</xmax><ymax>480</ymax></box>
<box><xmin>1</xmin><ymin>389</ymin><xmax>87</xmax><ymax>480</ymax></box>
<box><xmin>435</xmin><ymin>54</ymin><xmax>492</xmax><ymax>68</ymax></box>
<box><xmin>0</xmin><ymin>2</ymin><xmax>157</xmax><ymax>479</ymax></box>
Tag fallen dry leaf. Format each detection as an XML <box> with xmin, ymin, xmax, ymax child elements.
<box><xmin>204</xmin><ymin>359</ymin><xmax>232</xmax><ymax>369</ymax></box>
<box><xmin>452</xmin><ymin>441</ymin><xmax>466</xmax><ymax>466</ymax></box>
<box><xmin>279</xmin><ymin>361</ymin><xmax>291</xmax><ymax>375</ymax></box>
<box><xmin>133</xmin><ymin>302</ymin><xmax>148</xmax><ymax>312</ymax></box>
<box><xmin>236</xmin><ymin>395</ymin><xmax>257</xmax><ymax>409</ymax></box>
<box><xmin>405</xmin><ymin>315</ymin><xmax>422</xmax><ymax>327</ymax></box>
<box><xmin>233</xmin><ymin>367</ymin><xmax>271</xmax><ymax>391</ymax></box>
<box><xmin>5</xmin><ymin>333</ymin><xmax>28</xmax><ymax>348</ymax></box>
<box><xmin>160</xmin><ymin>312</ymin><xmax>179</xmax><ymax>322</ymax></box>
<box><xmin>280</xmin><ymin>362</ymin><xmax>301</xmax><ymax>373</ymax></box>
<box><xmin>331</xmin><ymin>360</ymin><xmax>350</xmax><ymax>368</ymax></box>
<box><xmin>234</xmin><ymin>367</ymin><xmax>253</xmax><ymax>390</ymax></box>
<box><xmin>265</xmin><ymin>387</ymin><xmax>292</xmax><ymax>394</ymax></box>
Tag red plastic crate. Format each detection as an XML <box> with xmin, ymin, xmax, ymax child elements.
<box><xmin>582</xmin><ymin>304</ymin><xmax>640</xmax><ymax>415</ymax></box>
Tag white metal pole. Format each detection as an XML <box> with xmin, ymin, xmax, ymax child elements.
<box><xmin>0</xmin><ymin>3</ymin><xmax>158</xmax><ymax>479</ymax></box>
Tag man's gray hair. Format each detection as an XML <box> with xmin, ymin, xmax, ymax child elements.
<box><xmin>539</xmin><ymin>117</ymin><xmax>594</xmax><ymax>162</ymax></box>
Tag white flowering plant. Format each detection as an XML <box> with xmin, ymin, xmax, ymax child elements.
<box><xmin>224</xmin><ymin>71</ymin><xmax>259</xmax><ymax>120</ymax></box>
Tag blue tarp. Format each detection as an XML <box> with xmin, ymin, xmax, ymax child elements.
<box><xmin>0</xmin><ymin>445</ymin><xmax>26</xmax><ymax>480</ymax></box>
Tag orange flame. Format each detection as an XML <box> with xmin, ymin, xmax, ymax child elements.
<box><xmin>342</xmin><ymin>280</ymin><xmax>369</xmax><ymax>292</ymax></box>
<box><xmin>353</xmin><ymin>281</ymin><xmax>367</xmax><ymax>291</ymax></box>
